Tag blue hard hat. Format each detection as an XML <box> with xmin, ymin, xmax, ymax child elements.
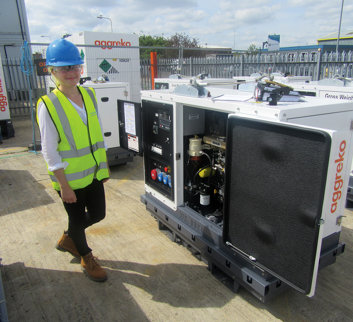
<box><xmin>46</xmin><ymin>38</ymin><xmax>84</xmax><ymax>66</ymax></box>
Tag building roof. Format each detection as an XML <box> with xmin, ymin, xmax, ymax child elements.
<box><xmin>259</xmin><ymin>43</ymin><xmax>353</xmax><ymax>53</ymax></box>
<box><xmin>200</xmin><ymin>45</ymin><xmax>232</xmax><ymax>50</ymax></box>
<box><xmin>317</xmin><ymin>30</ymin><xmax>353</xmax><ymax>42</ymax></box>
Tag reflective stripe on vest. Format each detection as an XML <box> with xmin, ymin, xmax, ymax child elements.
<box><xmin>58</xmin><ymin>142</ymin><xmax>105</xmax><ymax>159</ymax></box>
<box><xmin>85</xmin><ymin>87</ymin><xmax>98</xmax><ymax>111</ymax></box>
<box><xmin>47</xmin><ymin>92</ymin><xmax>77</xmax><ymax>150</ymax></box>
<box><xmin>49</xmin><ymin>162</ymin><xmax>108</xmax><ymax>182</ymax></box>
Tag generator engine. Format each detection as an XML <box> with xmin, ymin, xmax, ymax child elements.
<box><xmin>184</xmin><ymin>135</ymin><xmax>226</xmax><ymax>225</ymax></box>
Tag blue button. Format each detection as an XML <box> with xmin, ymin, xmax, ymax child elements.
<box><xmin>163</xmin><ymin>173</ymin><xmax>168</xmax><ymax>185</ymax></box>
<box><xmin>158</xmin><ymin>172</ymin><xmax>164</xmax><ymax>182</ymax></box>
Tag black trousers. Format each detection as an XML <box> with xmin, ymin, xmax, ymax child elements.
<box><xmin>59</xmin><ymin>179</ymin><xmax>106</xmax><ymax>256</ymax></box>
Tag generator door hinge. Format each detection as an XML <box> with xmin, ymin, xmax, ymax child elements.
<box><xmin>225</xmin><ymin>241</ymin><xmax>257</xmax><ymax>262</ymax></box>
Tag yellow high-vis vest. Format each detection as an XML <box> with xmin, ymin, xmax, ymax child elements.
<box><xmin>37</xmin><ymin>86</ymin><xmax>109</xmax><ymax>191</ymax></box>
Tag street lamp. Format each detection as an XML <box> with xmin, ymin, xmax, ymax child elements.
<box><xmin>336</xmin><ymin>0</ymin><xmax>344</xmax><ymax>60</ymax></box>
<box><xmin>97</xmin><ymin>14</ymin><xmax>113</xmax><ymax>32</ymax></box>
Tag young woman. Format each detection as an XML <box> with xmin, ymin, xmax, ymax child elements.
<box><xmin>37</xmin><ymin>38</ymin><xmax>110</xmax><ymax>282</ymax></box>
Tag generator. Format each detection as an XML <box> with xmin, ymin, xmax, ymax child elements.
<box><xmin>140</xmin><ymin>84</ymin><xmax>353</xmax><ymax>302</ymax></box>
<box><xmin>292</xmin><ymin>77</ymin><xmax>353</xmax><ymax>101</ymax></box>
<box><xmin>0</xmin><ymin>52</ymin><xmax>14</xmax><ymax>141</ymax></box>
<box><xmin>154</xmin><ymin>76</ymin><xmax>241</xmax><ymax>90</ymax></box>
<box><xmin>84</xmin><ymin>81</ymin><xmax>142</xmax><ymax>166</ymax></box>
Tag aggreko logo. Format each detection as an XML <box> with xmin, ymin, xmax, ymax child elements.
<box><xmin>95</xmin><ymin>39</ymin><xmax>132</xmax><ymax>49</ymax></box>
<box><xmin>0</xmin><ymin>79</ymin><xmax>8</xmax><ymax>112</ymax></box>
<box><xmin>330</xmin><ymin>140</ymin><xmax>346</xmax><ymax>214</ymax></box>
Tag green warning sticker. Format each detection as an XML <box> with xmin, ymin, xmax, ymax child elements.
<box><xmin>99</xmin><ymin>59</ymin><xmax>112</xmax><ymax>73</ymax></box>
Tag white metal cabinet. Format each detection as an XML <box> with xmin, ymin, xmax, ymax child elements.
<box><xmin>141</xmin><ymin>87</ymin><xmax>353</xmax><ymax>300</ymax></box>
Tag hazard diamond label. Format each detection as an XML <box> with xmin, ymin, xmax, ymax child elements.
<box><xmin>99</xmin><ymin>59</ymin><xmax>112</xmax><ymax>73</ymax></box>
<box><xmin>108</xmin><ymin>66</ymin><xmax>119</xmax><ymax>74</ymax></box>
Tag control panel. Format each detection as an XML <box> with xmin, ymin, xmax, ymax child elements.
<box><xmin>142</xmin><ymin>100</ymin><xmax>174</xmax><ymax>200</ymax></box>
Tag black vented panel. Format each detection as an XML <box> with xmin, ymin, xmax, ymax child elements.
<box><xmin>223</xmin><ymin>116</ymin><xmax>331</xmax><ymax>294</ymax></box>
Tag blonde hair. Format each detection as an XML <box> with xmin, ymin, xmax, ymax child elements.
<box><xmin>49</xmin><ymin>66</ymin><xmax>60</xmax><ymax>87</ymax></box>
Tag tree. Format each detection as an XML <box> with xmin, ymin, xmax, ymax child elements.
<box><xmin>247</xmin><ymin>43</ymin><xmax>259</xmax><ymax>55</ymax></box>
<box><xmin>139</xmin><ymin>33</ymin><xmax>203</xmax><ymax>59</ymax></box>
<box><xmin>167</xmin><ymin>32</ymin><xmax>199</xmax><ymax>48</ymax></box>
<box><xmin>167</xmin><ymin>33</ymin><xmax>202</xmax><ymax>58</ymax></box>
<box><xmin>139</xmin><ymin>35</ymin><xmax>169</xmax><ymax>59</ymax></box>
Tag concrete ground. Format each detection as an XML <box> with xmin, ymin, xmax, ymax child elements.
<box><xmin>1</xmin><ymin>117</ymin><xmax>353</xmax><ymax>322</ymax></box>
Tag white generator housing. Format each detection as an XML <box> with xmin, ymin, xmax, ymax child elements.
<box><xmin>292</xmin><ymin>80</ymin><xmax>353</xmax><ymax>102</ymax></box>
<box><xmin>140</xmin><ymin>85</ymin><xmax>353</xmax><ymax>301</ymax></box>
<box><xmin>84</xmin><ymin>81</ymin><xmax>141</xmax><ymax>166</ymax></box>
<box><xmin>0</xmin><ymin>53</ymin><xmax>10</xmax><ymax>122</ymax></box>
<box><xmin>154</xmin><ymin>77</ymin><xmax>242</xmax><ymax>90</ymax></box>
<box><xmin>233</xmin><ymin>76</ymin><xmax>353</xmax><ymax>103</ymax></box>
<box><xmin>68</xmin><ymin>32</ymin><xmax>141</xmax><ymax>103</ymax></box>
<box><xmin>0</xmin><ymin>52</ymin><xmax>14</xmax><ymax>140</ymax></box>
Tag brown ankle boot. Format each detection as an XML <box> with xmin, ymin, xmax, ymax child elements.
<box><xmin>56</xmin><ymin>232</ymin><xmax>80</xmax><ymax>258</ymax></box>
<box><xmin>81</xmin><ymin>252</ymin><xmax>107</xmax><ymax>282</ymax></box>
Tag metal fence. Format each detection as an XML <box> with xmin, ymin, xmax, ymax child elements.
<box><xmin>153</xmin><ymin>50</ymin><xmax>353</xmax><ymax>81</ymax></box>
<box><xmin>2</xmin><ymin>57</ymin><xmax>47</xmax><ymax>117</ymax></box>
<box><xmin>2</xmin><ymin>43</ymin><xmax>353</xmax><ymax>118</ymax></box>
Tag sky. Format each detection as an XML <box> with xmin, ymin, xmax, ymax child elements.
<box><xmin>24</xmin><ymin>0</ymin><xmax>353</xmax><ymax>50</ymax></box>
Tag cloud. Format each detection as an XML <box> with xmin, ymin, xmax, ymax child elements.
<box><xmin>24</xmin><ymin>0</ymin><xmax>353</xmax><ymax>49</ymax></box>
<box><xmin>124</xmin><ymin>0</ymin><xmax>197</xmax><ymax>10</ymax></box>
<box><xmin>219</xmin><ymin>0</ymin><xmax>269</xmax><ymax>10</ymax></box>
<box><xmin>234</xmin><ymin>6</ymin><xmax>277</xmax><ymax>24</ymax></box>
<box><xmin>210</xmin><ymin>3</ymin><xmax>279</xmax><ymax>28</ymax></box>
<box><xmin>108</xmin><ymin>4</ymin><xmax>207</xmax><ymax>38</ymax></box>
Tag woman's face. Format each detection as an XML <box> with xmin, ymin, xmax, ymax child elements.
<box><xmin>52</xmin><ymin>65</ymin><xmax>82</xmax><ymax>88</ymax></box>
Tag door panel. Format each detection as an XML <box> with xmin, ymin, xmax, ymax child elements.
<box><xmin>223</xmin><ymin>115</ymin><xmax>331</xmax><ymax>294</ymax></box>
<box><xmin>118</xmin><ymin>100</ymin><xmax>142</xmax><ymax>154</ymax></box>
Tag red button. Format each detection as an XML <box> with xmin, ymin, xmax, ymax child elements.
<box><xmin>151</xmin><ymin>169</ymin><xmax>157</xmax><ymax>180</ymax></box>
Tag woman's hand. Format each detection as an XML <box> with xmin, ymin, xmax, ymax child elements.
<box><xmin>61</xmin><ymin>185</ymin><xmax>77</xmax><ymax>203</ymax></box>
<box><xmin>102</xmin><ymin>165</ymin><xmax>111</xmax><ymax>183</ymax></box>
<box><xmin>53</xmin><ymin>168</ymin><xmax>77</xmax><ymax>203</ymax></box>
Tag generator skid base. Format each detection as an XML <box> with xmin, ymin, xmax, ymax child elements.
<box><xmin>141</xmin><ymin>193</ymin><xmax>289</xmax><ymax>302</ymax></box>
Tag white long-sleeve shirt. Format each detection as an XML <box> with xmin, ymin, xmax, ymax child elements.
<box><xmin>37</xmin><ymin>98</ymin><xmax>107</xmax><ymax>172</ymax></box>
